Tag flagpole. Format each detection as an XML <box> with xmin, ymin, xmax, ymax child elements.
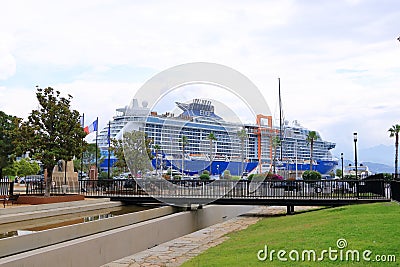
<box><xmin>107</xmin><ymin>121</ymin><xmax>111</xmax><ymax>179</ymax></box>
<box><xmin>81</xmin><ymin>113</ymin><xmax>84</xmax><ymax>181</ymax></box>
<box><xmin>95</xmin><ymin>117</ymin><xmax>98</xmax><ymax>179</ymax></box>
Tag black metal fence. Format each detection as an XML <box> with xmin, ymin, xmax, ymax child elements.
<box><xmin>24</xmin><ymin>181</ymin><xmax>79</xmax><ymax>195</ymax></box>
<box><xmin>391</xmin><ymin>180</ymin><xmax>400</xmax><ymax>202</ymax></box>
<box><xmin>75</xmin><ymin>179</ymin><xmax>390</xmax><ymax>200</ymax></box>
<box><xmin>0</xmin><ymin>181</ymin><xmax>13</xmax><ymax>196</ymax></box>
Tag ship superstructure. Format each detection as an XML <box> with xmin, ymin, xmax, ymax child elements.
<box><xmin>97</xmin><ymin>99</ymin><xmax>338</xmax><ymax>176</ymax></box>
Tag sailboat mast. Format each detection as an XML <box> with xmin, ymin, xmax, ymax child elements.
<box><xmin>279</xmin><ymin>78</ymin><xmax>283</xmax><ymax>161</ymax></box>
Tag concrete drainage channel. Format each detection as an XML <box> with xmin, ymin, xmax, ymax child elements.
<box><xmin>0</xmin><ymin>203</ymin><xmax>254</xmax><ymax>267</ymax></box>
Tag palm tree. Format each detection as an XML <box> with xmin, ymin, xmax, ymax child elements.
<box><xmin>237</xmin><ymin>128</ymin><xmax>247</xmax><ymax>176</ymax></box>
<box><xmin>389</xmin><ymin>124</ymin><xmax>400</xmax><ymax>179</ymax></box>
<box><xmin>306</xmin><ymin>131</ymin><xmax>319</xmax><ymax>171</ymax></box>
<box><xmin>180</xmin><ymin>135</ymin><xmax>188</xmax><ymax>176</ymax></box>
<box><xmin>153</xmin><ymin>144</ymin><xmax>161</xmax><ymax>175</ymax></box>
<box><xmin>207</xmin><ymin>132</ymin><xmax>217</xmax><ymax>174</ymax></box>
<box><xmin>271</xmin><ymin>136</ymin><xmax>281</xmax><ymax>174</ymax></box>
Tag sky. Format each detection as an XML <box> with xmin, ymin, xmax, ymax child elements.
<box><xmin>0</xmin><ymin>0</ymin><xmax>399</xmax><ymax>165</ymax></box>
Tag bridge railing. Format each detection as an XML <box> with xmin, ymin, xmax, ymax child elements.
<box><xmin>76</xmin><ymin>179</ymin><xmax>390</xmax><ymax>200</ymax></box>
<box><xmin>22</xmin><ymin>178</ymin><xmax>390</xmax><ymax>201</ymax></box>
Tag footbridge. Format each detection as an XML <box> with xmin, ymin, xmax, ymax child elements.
<box><xmin>51</xmin><ymin>179</ymin><xmax>394</xmax><ymax>213</ymax></box>
<box><xmin>21</xmin><ymin>178</ymin><xmax>394</xmax><ymax>213</ymax></box>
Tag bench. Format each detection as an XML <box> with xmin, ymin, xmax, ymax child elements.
<box><xmin>1</xmin><ymin>194</ymin><xmax>19</xmax><ymax>208</ymax></box>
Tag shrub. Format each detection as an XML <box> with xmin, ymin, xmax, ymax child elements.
<box><xmin>266</xmin><ymin>172</ymin><xmax>284</xmax><ymax>181</ymax></box>
<box><xmin>302</xmin><ymin>170</ymin><xmax>322</xmax><ymax>181</ymax></box>
<box><xmin>247</xmin><ymin>173</ymin><xmax>267</xmax><ymax>182</ymax></box>
<box><xmin>223</xmin><ymin>170</ymin><xmax>232</xmax><ymax>180</ymax></box>
<box><xmin>200</xmin><ymin>173</ymin><xmax>210</xmax><ymax>180</ymax></box>
<box><xmin>247</xmin><ymin>174</ymin><xmax>255</xmax><ymax>181</ymax></box>
<box><xmin>98</xmin><ymin>172</ymin><xmax>109</xmax><ymax>179</ymax></box>
<box><xmin>202</xmin><ymin>170</ymin><xmax>210</xmax><ymax>175</ymax></box>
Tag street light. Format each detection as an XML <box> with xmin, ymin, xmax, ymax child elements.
<box><xmin>341</xmin><ymin>153</ymin><xmax>344</xmax><ymax>179</ymax></box>
<box><xmin>353</xmin><ymin>132</ymin><xmax>358</xmax><ymax>179</ymax></box>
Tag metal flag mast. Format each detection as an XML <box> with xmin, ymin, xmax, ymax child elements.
<box><xmin>80</xmin><ymin>113</ymin><xmax>84</xmax><ymax>180</ymax></box>
<box><xmin>95</xmin><ymin>117</ymin><xmax>99</xmax><ymax>178</ymax></box>
<box><xmin>107</xmin><ymin>121</ymin><xmax>111</xmax><ymax>179</ymax></box>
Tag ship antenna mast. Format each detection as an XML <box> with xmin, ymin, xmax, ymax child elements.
<box><xmin>278</xmin><ymin>78</ymin><xmax>283</xmax><ymax>161</ymax></box>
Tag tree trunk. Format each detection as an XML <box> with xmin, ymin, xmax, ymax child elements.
<box><xmin>181</xmin><ymin>147</ymin><xmax>184</xmax><ymax>176</ymax></box>
<box><xmin>0</xmin><ymin>168</ymin><xmax>2</xmax><ymax>180</ymax></box>
<box><xmin>45</xmin><ymin>167</ymin><xmax>53</xmax><ymax>197</ymax></box>
<box><xmin>209</xmin><ymin>141</ymin><xmax>212</xmax><ymax>174</ymax></box>
<box><xmin>155</xmin><ymin>151</ymin><xmax>158</xmax><ymax>175</ymax></box>
<box><xmin>241</xmin><ymin>142</ymin><xmax>245</xmax><ymax>175</ymax></box>
<box><xmin>396</xmin><ymin>133</ymin><xmax>399</xmax><ymax>179</ymax></box>
<box><xmin>310</xmin><ymin>141</ymin><xmax>314</xmax><ymax>171</ymax></box>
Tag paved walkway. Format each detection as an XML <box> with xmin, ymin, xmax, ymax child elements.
<box><xmin>103</xmin><ymin>206</ymin><xmax>320</xmax><ymax>267</ymax></box>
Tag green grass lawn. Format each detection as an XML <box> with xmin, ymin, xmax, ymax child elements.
<box><xmin>182</xmin><ymin>202</ymin><xmax>399</xmax><ymax>267</ymax></box>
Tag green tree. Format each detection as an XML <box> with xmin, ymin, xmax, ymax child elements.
<box><xmin>336</xmin><ymin>168</ymin><xmax>343</xmax><ymax>178</ymax></box>
<box><xmin>83</xmin><ymin>143</ymin><xmax>102</xmax><ymax>172</ymax></box>
<box><xmin>389</xmin><ymin>124</ymin><xmax>400</xmax><ymax>179</ymax></box>
<box><xmin>207</xmin><ymin>132</ymin><xmax>217</xmax><ymax>174</ymax></box>
<box><xmin>223</xmin><ymin>169</ymin><xmax>232</xmax><ymax>180</ymax></box>
<box><xmin>122</xmin><ymin>130</ymin><xmax>152</xmax><ymax>176</ymax></box>
<box><xmin>271</xmin><ymin>135</ymin><xmax>281</xmax><ymax>174</ymax></box>
<box><xmin>145</xmin><ymin>135</ymin><xmax>154</xmax><ymax>160</ymax></box>
<box><xmin>110</xmin><ymin>138</ymin><xmax>127</xmax><ymax>176</ymax></box>
<box><xmin>237</xmin><ymin>128</ymin><xmax>247</xmax><ymax>176</ymax></box>
<box><xmin>16</xmin><ymin>158</ymin><xmax>40</xmax><ymax>177</ymax></box>
<box><xmin>180</xmin><ymin>135</ymin><xmax>188</xmax><ymax>175</ymax></box>
<box><xmin>15</xmin><ymin>87</ymin><xmax>87</xmax><ymax>196</ymax></box>
<box><xmin>153</xmin><ymin>144</ymin><xmax>161</xmax><ymax>175</ymax></box>
<box><xmin>302</xmin><ymin>170</ymin><xmax>322</xmax><ymax>181</ymax></box>
<box><xmin>3</xmin><ymin>162</ymin><xmax>17</xmax><ymax>177</ymax></box>
<box><xmin>200</xmin><ymin>173</ymin><xmax>210</xmax><ymax>180</ymax></box>
<box><xmin>306</xmin><ymin>131</ymin><xmax>319</xmax><ymax>171</ymax></box>
<box><xmin>0</xmin><ymin>111</ymin><xmax>19</xmax><ymax>179</ymax></box>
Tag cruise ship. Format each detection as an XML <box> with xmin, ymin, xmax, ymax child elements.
<box><xmin>97</xmin><ymin>99</ymin><xmax>338</xmax><ymax>176</ymax></box>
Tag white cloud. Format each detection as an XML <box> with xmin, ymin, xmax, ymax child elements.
<box><xmin>0</xmin><ymin>33</ymin><xmax>16</xmax><ymax>80</ymax></box>
<box><xmin>53</xmin><ymin>80</ymin><xmax>143</xmax><ymax>129</ymax></box>
<box><xmin>0</xmin><ymin>86</ymin><xmax>37</xmax><ymax>118</ymax></box>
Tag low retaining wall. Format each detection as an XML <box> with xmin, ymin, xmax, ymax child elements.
<box><xmin>0</xmin><ymin>198</ymin><xmax>111</xmax><ymax>216</ymax></box>
<box><xmin>0</xmin><ymin>199</ymin><xmax>121</xmax><ymax>224</ymax></box>
<box><xmin>0</xmin><ymin>205</ymin><xmax>254</xmax><ymax>267</ymax></box>
<box><xmin>0</xmin><ymin>206</ymin><xmax>176</xmax><ymax>258</ymax></box>
<box><xmin>16</xmin><ymin>194</ymin><xmax>85</xmax><ymax>204</ymax></box>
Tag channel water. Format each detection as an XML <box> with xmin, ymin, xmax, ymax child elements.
<box><xmin>0</xmin><ymin>205</ymin><xmax>152</xmax><ymax>240</ymax></box>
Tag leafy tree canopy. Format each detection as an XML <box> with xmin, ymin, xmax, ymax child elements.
<box><xmin>122</xmin><ymin>130</ymin><xmax>152</xmax><ymax>176</ymax></box>
<box><xmin>110</xmin><ymin>138</ymin><xmax>128</xmax><ymax>175</ymax></box>
<box><xmin>302</xmin><ymin>170</ymin><xmax>322</xmax><ymax>181</ymax></box>
<box><xmin>15</xmin><ymin>87</ymin><xmax>87</xmax><ymax>196</ymax></box>
<box><xmin>0</xmin><ymin>111</ymin><xmax>20</xmax><ymax>179</ymax></box>
<box><xmin>16</xmin><ymin>158</ymin><xmax>40</xmax><ymax>177</ymax></box>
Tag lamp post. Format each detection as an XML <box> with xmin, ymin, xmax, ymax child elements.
<box><xmin>341</xmin><ymin>153</ymin><xmax>344</xmax><ymax>179</ymax></box>
<box><xmin>353</xmin><ymin>132</ymin><xmax>358</xmax><ymax>179</ymax></box>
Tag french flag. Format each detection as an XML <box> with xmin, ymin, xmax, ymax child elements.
<box><xmin>84</xmin><ymin>119</ymin><xmax>98</xmax><ymax>134</ymax></box>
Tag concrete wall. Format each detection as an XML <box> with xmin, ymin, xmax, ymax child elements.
<box><xmin>0</xmin><ymin>199</ymin><xmax>121</xmax><ymax>224</ymax></box>
<box><xmin>0</xmin><ymin>206</ymin><xmax>176</xmax><ymax>258</ymax></box>
<box><xmin>0</xmin><ymin>205</ymin><xmax>254</xmax><ymax>267</ymax></box>
<box><xmin>0</xmin><ymin>198</ymin><xmax>111</xmax><ymax>216</ymax></box>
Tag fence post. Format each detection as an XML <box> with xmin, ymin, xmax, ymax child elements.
<box><xmin>8</xmin><ymin>182</ymin><xmax>14</xmax><ymax>196</ymax></box>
